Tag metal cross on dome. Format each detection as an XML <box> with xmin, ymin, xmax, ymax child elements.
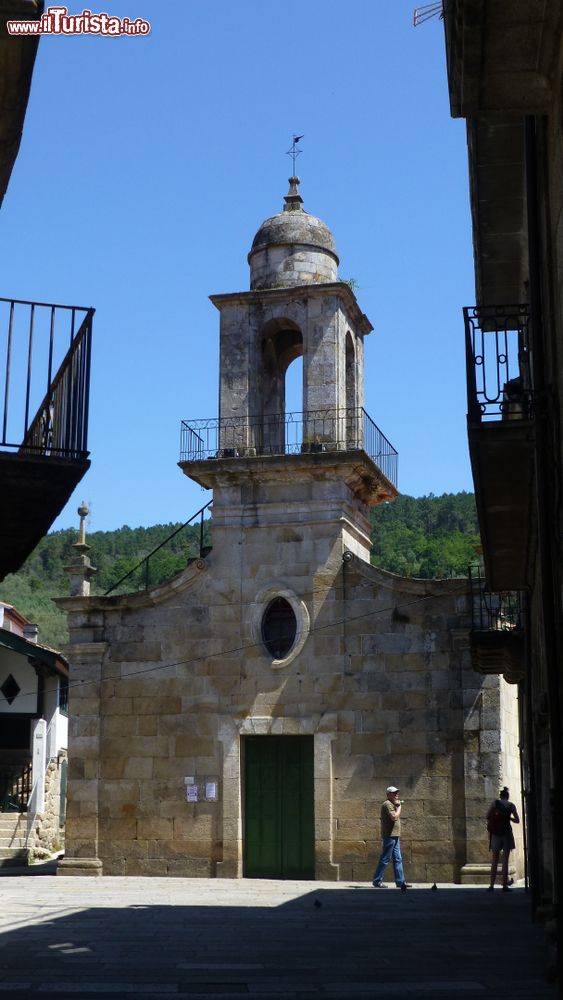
<box><xmin>286</xmin><ymin>134</ymin><xmax>304</xmax><ymax>174</ymax></box>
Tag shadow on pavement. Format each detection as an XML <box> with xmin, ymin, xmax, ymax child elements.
<box><xmin>0</xmin><ymin>860</ymin><xmax>58</xmax><ymax>877</ymax></box>
<box><xmin>0</xmin><ymin>882</ymin><xmax>556</xmax><ymax>999</ymax></box>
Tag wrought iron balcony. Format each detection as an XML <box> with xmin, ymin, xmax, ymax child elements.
<box><xmin>0</xmin><ymin>297</ymin><xmax>94</xmax><ymax>580</ymax></box>
<box><xmin>180</xmin><ymin>407</ymin><xmax>398</xmax><ymax>489</ymax></box>
<box><xmin>469</xmin><ymin>566</ymin><xmax>525</xmax><ymax>632</ymax></box>
<box><xmin>1</xmin><ymin>298</ymin><xmax>93</xmax><ymax>460</ymax></box>
<box><xmin>468</xmin><ymin>566</ymin><xmax>526</xmax><ymax>684</ymax></box>
<box><xmin>464</xmin><ymin>304</ymin><xmax>532</xmax><ymax>423</ymax></box>
<box><xmin>463</xmin><ymin>304</ymin><xmax>534</xmax><ymax>591</ymax></box>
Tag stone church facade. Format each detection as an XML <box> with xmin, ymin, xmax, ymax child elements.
<box><xmin>57</xmin><ymin>179</ymin><xmax>522</xmax><ymax>882</ymax></box>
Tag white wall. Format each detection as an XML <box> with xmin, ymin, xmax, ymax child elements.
<box><xmin>43</xmin><ymin>675</ymin><xmax>68</xmax><ymax>757</ymax></box>
<box><xmin>0</xmin><ymin>649</ymin><xmax>38</xmax><ymax>715</ymax></box>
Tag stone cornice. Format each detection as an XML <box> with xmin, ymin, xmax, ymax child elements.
<box><xmin>350</xmin><ymin>554</ymin><xmax>472</xmax><ymax>599</ymax></box>
<box><xmin>209</xmin><ymin>282</ymin><xmax>373</xmax><ymax>336</ymax></box>
<box><xmin>62</xmin><ymin>642</ymin><xmax>109</xmax><ymax>660</ymax></box>
<box><xmin>180</xmin><ymin>450</ymin><xmax>396</xmax><ymax>505</ymax></box>
<box><xmin>55</xmin><ymin>557</ymin><xmax>208</xmax><ymax>612</ymax></box>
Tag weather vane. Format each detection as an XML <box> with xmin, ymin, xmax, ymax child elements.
<box><xmin>286</xmin><ymin>134</ymin><xmax>304</xmax><ymax>174</ymax></box>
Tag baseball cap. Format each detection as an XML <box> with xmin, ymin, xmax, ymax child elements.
<box><xmin>386</xmin><ymin>785</ymin><xmax>399</xmax><ymax>793</ymax></box>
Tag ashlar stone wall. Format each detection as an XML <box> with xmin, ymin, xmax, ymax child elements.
<box><xmin>58</xmin><ymin>547</ymin><xmax>522</xmax><ymax>883</ymax></box>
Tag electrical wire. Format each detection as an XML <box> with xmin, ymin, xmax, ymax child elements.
<box><xmin>29</xmin><ymin>582</ymin><xmax>470</xmax><ymax>701</ymax></box>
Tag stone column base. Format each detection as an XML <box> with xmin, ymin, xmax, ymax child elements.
<box><xmin>57</xmin><ymin>857</ymin><xmax>103</xmax><ymax>877</ymax></box>
<box><xmin>459</xmin><ymin>864</ymin><xmax>490</xmax><ymax>884</ymax></box>
<box><xmin>216</xmin><ymin>859</ymin><xmax>242</xmax><ymax>878</ymax></box>
<box><xmin>460</xmin><ymin>862</ymin><xmax>515</xmax><ymax>885</ymax></box>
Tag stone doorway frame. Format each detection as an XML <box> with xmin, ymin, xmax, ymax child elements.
<box><xmin>216</xmin><ymin>715</ymin><xmax>339</xmax><ymax>880</ymax></box>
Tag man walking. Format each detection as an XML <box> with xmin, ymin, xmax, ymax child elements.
<box><xmin>372</xmin><ymin>785</ymin><xmax>410</xmax><ymax>889</ymax></box>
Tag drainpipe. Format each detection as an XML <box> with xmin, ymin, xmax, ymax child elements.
<box><xmin>525</xmin><ymin>114</ymin><xmax>563</xmax><ymax>984</ymax></box>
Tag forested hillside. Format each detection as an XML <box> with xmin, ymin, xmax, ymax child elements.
<box><xmin>0</xmin><ymin>520</ymin><xmax>211</xmax><ymax>649</ymax></box>
<box><xmin>0</xmin><ymin>492</ymin><xmax>479</xmax><ymax>649</ymax></box>
<box><xmin>370</xmin><ymin>492</ymin><xmax>480</xmax><ymax>578</ymax></box>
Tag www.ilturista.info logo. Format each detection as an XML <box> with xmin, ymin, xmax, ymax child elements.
<box><xmin>7</xmin><ymin>6</ymin><xmax>150</xmax><ymax>36</ymax></box>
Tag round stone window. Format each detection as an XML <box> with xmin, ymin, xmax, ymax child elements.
<box><xmin>261</xmin><ymin>597</ymin><xmax>297</xmax><ymax>659</ymax></box>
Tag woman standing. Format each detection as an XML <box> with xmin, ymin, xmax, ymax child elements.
<box><xmin>487</xmin><ymin>786</ymin><xmax>520</xmax><ymax>891</ymax></box>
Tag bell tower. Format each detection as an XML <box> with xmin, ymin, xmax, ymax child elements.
<box><xmin>179</xmin><ymin>178</ymin><xmax>397</xmax><ymax>566</ymax></box>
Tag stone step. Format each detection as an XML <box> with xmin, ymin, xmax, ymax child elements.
<box><xmin>0</xmin><ymin>837</ymin><xmax>26</xmax><ymax>848</ymax></box>
<box><xmin>0</xmin><ymin>817</ymin><xmax>26</xmax><ymax>833</ymax></box>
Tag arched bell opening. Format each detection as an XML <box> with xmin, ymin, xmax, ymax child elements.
<box><xmin>260</xmin><ymin>318</ymin><xmax>303</xmax><ymax>454</ymax></box>
<box><xmin>285</xmin><ymin>355</ymin><xmax>303</xmax><ymax>423</ymax></box>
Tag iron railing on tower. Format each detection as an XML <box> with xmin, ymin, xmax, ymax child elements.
<box><xmin>180</xmin><ymin>407</ymin><xmax>398</xmax><ymax>488</ymax></box>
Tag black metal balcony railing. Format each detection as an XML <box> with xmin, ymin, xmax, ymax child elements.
<box><xmin>468</xmin><ymin>565</ymin><xmax>525</xmax><ymax>632</ymax></box>
<box><xmin>464</xmin><ymin>304</ymin><xmax>532</xmax><ymax>422</ymax></box>
<box><xmin>180</xmin><ymin>407</ymin><xmax>398</xmax><ymax>488</ymax></box>
<box><xmin>1</xmin><ymin>298</ymin><xmax>93</xmax><ymax>460</ymax></box>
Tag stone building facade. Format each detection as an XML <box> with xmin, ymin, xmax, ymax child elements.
<box><xmin>57</xmin><ymin>180</ymin><xmax>522</xmax><ymax>882</ymax></box>
<box><xmin>444</xmin><ymin>2</ymin><xmax>563</xmax><ymax>971</ymax></box>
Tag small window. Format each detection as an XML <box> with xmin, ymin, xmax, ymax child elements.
<box><xmin>58</xmin><ymin>677</ymin><xmax>69</xmax><ymax>716</ymax></box>
<box><xmin>261</xmin><ymin>597</ymin><xmax>297</xmax><ymax>659</ymax></box>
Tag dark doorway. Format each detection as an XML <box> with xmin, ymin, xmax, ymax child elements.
<box><xmin>0</xmin><ymin>717</ymin><xmax>30</xmax><ymax>751</ymax></box>
<box><xmin>243</xmin><ymin>735</ymin><xmax>314</xmax><ymax>879</ymax></box>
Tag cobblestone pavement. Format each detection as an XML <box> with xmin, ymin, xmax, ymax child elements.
<box><xmin>0</xmin><ymin>874</ymin><xmax>556</xmax><ymax>999</ymax></box>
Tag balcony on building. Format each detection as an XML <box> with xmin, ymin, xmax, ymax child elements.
<box><xmin>468</xmin><ymin>566</ymin><xmax>526</xmax><ymax>685</ymax></box>
<box><xmin>179</xmin><ymin>407</ymin><xmax>398</xmax><ymax>506</ymax></box>
<box><xmin>0</xmin><ymin>298</ymin><xmax>94</xmax><ymax>580</ymax></box>
<box><xmin>465</xmin><ymin>304</ymin><xmax>534</xmax><ymax>591</ymax></box>
<box><xmin>444</xmin><ymin>0</ymin><xmax>555</xmax><ymax>119</ymax></box>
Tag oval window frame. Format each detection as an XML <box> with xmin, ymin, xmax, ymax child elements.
<box><xmin>249</xmin><ymin>586</ymin><xmax>310</xmax><ymax>668</ymax></box>
<box><xmin>261</xmin><ymin>596</ymin><xmax>297</xmax><ymax>660</ymax></box>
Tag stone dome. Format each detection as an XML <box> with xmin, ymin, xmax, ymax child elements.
<box><xmin>248</xmin><ymin>178</ymin><xmax>339</xmax><ymax>290</ymax></box>
<box><xmin>250</xmin><ymin>208</ymin><xmax>337</xmax><ymax>258</ymax></box>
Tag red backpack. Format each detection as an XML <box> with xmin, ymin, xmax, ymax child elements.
<box><xmin>487</xmin><ymin>803</ymin><xmax>508</xmax><ymax>836</ymax></box>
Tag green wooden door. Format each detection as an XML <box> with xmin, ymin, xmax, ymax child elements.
<box><xmin>243</xmin><ymin>735</ymin><xmax>314</xmax><ymax>879</ymax></box>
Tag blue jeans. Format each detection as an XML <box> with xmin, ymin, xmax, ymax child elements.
<box><xmin>372</xmin><ymin>836</ymin><xmax>405</xmax><ymax>886</ymax></box>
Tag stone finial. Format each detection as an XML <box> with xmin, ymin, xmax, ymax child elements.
<box><xmin>64</xmin><ymin>501</ymin><xmax>96</xmax><ymax>597</ymax></box>
<box><xmin>283</xmin><ymin>176</ymin><xmax>304</xmax><ymax>213</ymax></box>
<box><xmin>77</xmin><ymin>501</ymin><xmax>89</xmax><ymax>545</ymax></box>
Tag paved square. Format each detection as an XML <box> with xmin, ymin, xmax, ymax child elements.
<box><xmin>0</xmin><ymin>876</ymin><xmax>556</xmax><ymax>999</ymax></box>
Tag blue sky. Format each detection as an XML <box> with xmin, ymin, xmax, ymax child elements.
<box><xmin>0</xmin><ymin>1</ymin><xmax>475</xmax><ymax>533</ymax></box>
